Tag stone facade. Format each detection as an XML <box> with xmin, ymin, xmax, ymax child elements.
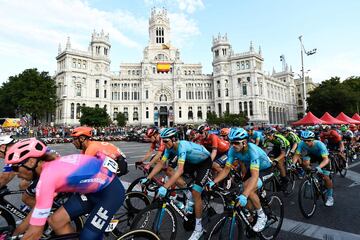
<box><xmin>54</xmin><ymin>8</ymin><xmax>297</xmax><ymax>126</ymax></box>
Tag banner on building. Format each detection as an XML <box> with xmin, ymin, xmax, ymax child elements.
<box><xmin>157</xmin><ymin>63</ymin><xmax>171</xmax><ymax>73</ymax></box>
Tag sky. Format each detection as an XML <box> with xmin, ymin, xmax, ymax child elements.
<box><xmin>1</xmin><ymin>0</ymin><xmax>360</xmax><ymax>84</ymax></box>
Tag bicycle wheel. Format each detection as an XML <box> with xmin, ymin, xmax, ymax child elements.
<box><xmin>203</xmin><ymin>190</ymin><xmax>225</xmax><ymax>216</ymax></box>
<box><xmin>110</xmin><ymin>192</ymin><xmax>151</xmax><ymax>238</ymax></box>
<box><xmin>117</xmin><ymin>229</ymin><xmax>160</xmax><ymax>240</ymax></box>
<box><xmin>260</xmin><ymin>194</ymin><xmax>284</xmax><ymax>240</ymax></box>
<box><xmin>131</xmin><ymin>201</ymin><xmax>177</xmax><ymax>240</ymax></box>
<box><xmin>284</xmin><ymin>171</ymin><xmax>296</xmax><ymax>196</ymax></box>
<box><xmin>127</xmin><ymin>177</ymin><xmax>147</xmax><ymax>193</ymax></box>
<box><xmin>298</xmin><ymin>179</ymin><xmax>317</xmax><ymax>218</ymax></box>
<box><xmin>337</xmin><ymin>157</ymin><xmax>347</xmax><ymax>177</ymax></box>
<box><xmin>0</xmin><ymin>207</ymin><xmax>16</xmax><ymax>235</ymax></box>
<box><xmin>206</xmin><ymin>212</ymin><xmax>244</xmax><ymax>240</ymax></box>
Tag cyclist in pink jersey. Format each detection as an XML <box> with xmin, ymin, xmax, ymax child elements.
<box><xmin>5</xmin><ymin>138</ymin><xmax>125</xmax><ymax>240</ymax></box>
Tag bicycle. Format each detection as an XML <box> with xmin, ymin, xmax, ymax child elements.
<box><xmin>329</xmin><ymin>150</ymin><xmax>347</xmax><ymax>177</ymax></box>
<box><xmin>206</xmin><ymin>184</ymin><xmax>284</xmax><ymax>240</ymax></box>
<box><xmin>298</xmin><ymin>168</ymin><xmax>333</xmax><ymax>218</ymax></box>
<box><xmin>131</xmin><ymin>184</ymin><xmax>225</xmax><ymax>240</ymax></box>
<box><xmin>0</xmin><ymin>226</ymin><xmax>161</xmax><ymax>240</ymax></box>
<box><xmin>0</xmin><ymin>186</ymin><xmax>83</xmax><ymax>237</ymax></box>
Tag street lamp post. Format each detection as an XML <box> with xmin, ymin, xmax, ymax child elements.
<box><xmin>298</xmin><ymin>35</ymin><xmax>316</xmax><ymax>114</ymax></box>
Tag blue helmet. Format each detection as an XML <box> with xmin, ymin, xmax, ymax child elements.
<box><xmin>301</xmin><ymin>130</ymin><xmax>315</xmax><ymax>140</ymax></box>
<box><xmin>228</xmin><ymin>128</ymin><xmax>248</xmax><ymax>141</ymax></box>
<box><xmin>160</xmin><ymin>128</ymin><xmax>177</xmax><ymax>139</ymax></box>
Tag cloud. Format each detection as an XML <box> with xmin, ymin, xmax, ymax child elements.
<box><xmin>176</xmin><ymin>0</ymin><xmax>204</xmax><ymax>14</ymax></box>
<box><xmin>168</xmin><ymin>13</ymin><xmax>201</xmax><ymax>48</ymax></box>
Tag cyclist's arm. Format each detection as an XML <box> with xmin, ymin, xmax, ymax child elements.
<box><xmin>147</xmin><ymin>150</ymin><xmax>163</xmax><ymax>166</ymax></box>
<box><xmin>22</xmin><ymin>225</ymin><xmax>44</xmax><ymax>240</ymax></box>
<box><xmin>147</xmin><ymin>157</ymin><xmax>165</xmax><ymax>180</ymax></box>
<box><xmin>141</xmin><ymin>148</ymin><xmax>154</xmax><ymax>162</ymax></box>
<box><xmin>13</xmin><ymin>209</ymin><xmax>33</xmax><ymax>235</ymax></box>
<box><xmin>319</xmin><ymin>155</ymin><xmax>330</xmax><ymax>168</ymax></box>
<box><xmin>213</xmin><ymin>165</ymin><xmax>231</xmax><ymax>184</ymax></box>
<box><xmin>292</xmin><ymin>153</ymin><xmax>301</xmax><ymax>164</ymax></box>
<box><xmin>255</xmin><ymin>138</ymin><xmax>260</xmax><ymax>146</ymax></box>
<box><xmin>210</xmin><ymin>148</ymin><xmax>217</xmax><ymax>161</ymax></box>
<box><xmin>291</xmin><ymin>143</ymin><xmax>298</xmax><ymax>153</ymax></box>
<box><xmin>163</xmin><ymin>163</ymin><xmax>184</xmax><ymax>189</ymax></box>
<box><xmin>0</xmin><ymin>172</ymin><xmax>16</xmax><ymax>187</ymax></box>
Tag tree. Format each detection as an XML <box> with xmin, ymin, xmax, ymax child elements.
<box><xmin>0</xmin><ymin>68</ymin><xmax>58</xmax><ymax>123</ymax></box>
<box><xmin>307</xmin><ymin>76</ymin><xmax>360</xmax><ymax>116</ymax></box>
<box><xmin>115</xmin><ymin>112</ymin><xmax>127</xmax><ymax>127</ymax></box>
<box><xmin>79</xmin><ymin>106</ymin><xmax>111</xmax><ymax>127</ymax></box>
<box><xmin>206</xmin><ymin>111</ymin><xmax>248</xmax><ymax>127</ymax></box>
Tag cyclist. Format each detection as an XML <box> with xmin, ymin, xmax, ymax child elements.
<box><xmin>207</xmin><ymin>128</ymin><xmax>272</xmax><ymax>232</ymax></box>
<box><xmin>144</xmin><ymin>128</ymin><xmax>212</xmax><ymax>240</ymax></box>
<box><xmin>0</xmin><ymin>135</ymin><xmax>18</xmax><ymax>187</ymax></box>
<box><xmin>137</xmin><ymin>127</ymin><xmax>165</xmax><ymax>169</ymax></box>
<box><xmin>292</xmin><ymin>130</ymin><xmax>334</xmax><ymax>207</ymax></box>
<box><xmin>197</xmin><ymin>124</ymin><xmax>230</xmax><ymax>173</ymax></box>
<box><xmin>245</xmin><ymin>126</ymin><xmax>265</xmax><ymax>147</ymax></box>
<box><xmin>264</xmin><ymin>128</ymin><xmax>290</xmax><ymax>191</ymax></box>
<box><xmin>5</xmin><ymin>138</ymin><xmax>125</xmax><ymax>240</ymax></box>
<box><xmin>283</xmin><ymin>127</ymin><xmax>301</xmax><ymax>156</ymax></box>
<box><xmin>71</xmin><ymin>126</ymin><xmax>127</xmax><ymax>176</ymax></box>
<box><xmin>219</xmin><ymin>128</ymin><xmax>230</xmax><ymax>141</ymax></box>
<box><xmin>320</xmin><ymin>125</ymin><xmax>346</xmax><ymax>167</ymax></box>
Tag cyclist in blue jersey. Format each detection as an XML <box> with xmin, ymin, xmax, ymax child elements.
<box><xmin>207</xmin><ymin>128</ymin><xmax>272</xmax><ymax>232</ymax></box>
<box><xmin>292</xmin><ymin>130</ymin><xmax>334</xmax><ymax>207</ymax></box>
<box><xmin>144</xmin><ymin>128</ymin><xmax>212</xmax><ymax>240</ymax></box>
<box><xmin>245</xmin><ymin>126</ymin><xmax>265</xmax><ymax>147</ymax></box>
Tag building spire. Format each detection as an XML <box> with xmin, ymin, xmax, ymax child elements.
<box><xmin>66</xmin><ymin>37</ymin><xmax>71</xmax><ymax>49</ymax></box>
<box><xmin>258</xmin><ymin>45</ymin><xmax>262</xmax><ymax>55</ymax></box>
<box><xmin>58</xmin><ymin>43</ymin><xmax>62</xmax><ymax>54</ymax></box>
<box><xmin>250</xmin><ymin>41</ymin><xmax>254</xmax><ymax>52</ymax></box>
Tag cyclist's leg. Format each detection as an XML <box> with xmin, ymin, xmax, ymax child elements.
<box><xmin>80</xmin><ymin>178</ymin><xmax>125</xmax><ymax>240</ymax></box>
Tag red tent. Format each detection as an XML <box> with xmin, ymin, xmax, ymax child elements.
<box><xmin>292</xmin><ymin>112</ymin><xmax>326</xmax><ymax>126</ymax></box>
<box><xmin>320</xmin><ymin>112</ymin><xmax>347</xmax><ymax>125</ymax></box>
<box><xmin>352</xmin><ymin>113</ymin><xmax>360</xmax><ymax>121</ymax></box>
<box><xmin>336</xmin><ymin>112</ymin><xmax>360</xmax><ymax>124</ymax></box>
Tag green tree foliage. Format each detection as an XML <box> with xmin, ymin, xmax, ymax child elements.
<box><xmin>115</xmin><ymin>112</ymin><xmax>127</xmax><ymax>127</ymax></box>
<box><xmin>79</xmin><ymin>106</ymin><xmax>111</xmax><ymax>127</ymax></box>
<box><xmin>0</xmin><ymin>69</ymin><xmax>57</xmax><ymax>122</ymax></box>
<box><xmin>206</xmin><ymin>111</ymin><xmax>248</xmax><ymax>126</ymax></box>
<box><xmin>307</xmin><ymin>76</ymin><xmax>360</xmax><ymax>116</ymax></box>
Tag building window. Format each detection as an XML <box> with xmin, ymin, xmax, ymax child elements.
<box><xmin>225</xmin><ymin>88</ymin><xmax>229</xmax><ymax>97</ymax></box>
<box><xmin>104</xmin><ymin>90</ymin><xmax>107</xmax><ymax>99</ymax></box>
<box><xmin>226</xmin><ymin>103</ymin><xmax>230</xmax><ymax>113</ymax></box>
<box><xmin>76</xmin><ymin>84</ymin><xmax>81</xmax><ymax>97</ymax></box>
<box><xmin>249</xmin><ymin>101</ymin><xmax>253</xmax><ymax>116</ymax></box>
<box><xmin>178</xmin><ymin>90</ymin><xmax>181</xmax><ymax>99</ymax></box>
<box><xmin>239</xmin><ymin>102</ymin><xmax>243</xmax><ymax>114</ymax></box>
<box><xmin>244</xmin><ymin>102</ymin><xmax>248</xmax><ymax>116</ymax></box>
<box><xmin>70</xmin><ymin>103</ymin><xmax>74</xmax><ymax>119</ymax></box>
<box><xmin>146</xmin><ymin>90</ymin><xmax>149</xmax><ymax>99</ymax></box>
<box><xmin>76</xmin><ymin>103</ymin><xmax>81</xmax><ymax>119</ymax></box>
<box><xmin>124</xmin><ymin>107</ymin><xmax>128</xmax><ymax>120</ymax></box>
<box><xmin>133</xmin><ymin>107</ymin><xmax>139</xmax><ymax>121</ymax></box>
<box><xmin>217</xmin><ymin>89</ymin><xmax>221</xmax><ymax>98</ymax></box>
<box><xmin>96</xmin><ymin>89</ymin><xmax>99</xmax><ymax>98</ymax></box>
<box><xmin>197</xmin><ymin>106</ymin><xmax>202</xmax><ymax>120</ymax></box>
<box><xmin>95</xmin><ymin>104</ymin><xmax>99</xmax><ymax>108</ymax></box>
<box><xmin>179</xmin><ymin>107</ymin><xmax>182</xmax><ymax>118</ymax></box>
<box><xmin>146</xmin><ymin>107</ymin><xmax>149</xmax><ymax>119</ymax></box>
<box><xmin>113</xmin><ymin>108</ymin><xmax>118</xmax><ymax>119</ymax></box>
<box><xmin>246</xmin><ymin>60</ymin><xmax>250</xmax><ymax>69</ymax></box>
<box><xmin>218</xmin><ymin>103</ymin><xmax>222</xmax><ymax>117</ymax></box>
<box><xmin>188</xmin><ymin>107</ymin><xmax>193</xmax><ymax>120</ymax></box>
<box><xmin>242</xmin><ymin>84</ymin><xmax>247</xmax><ymax>95</ymax></box>
<box><xmin>241</xmin><ymin>61</ymin><xmax>245</xmax><ymax>70</ymax></box>
<box><xmin>159</xmin><ymin>94</ymin><xmax>167</xmax><ymax>102</ymax></box>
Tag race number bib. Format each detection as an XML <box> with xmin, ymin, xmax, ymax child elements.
<box><xmin>103</xmin><ymin>156</ymin><xmax>119</xmax><ymax>173</ymax></box>
<box><xmin>105</xmin><ymin>218</ymin><xmax>119</xmax><ymax>232</ymax></box>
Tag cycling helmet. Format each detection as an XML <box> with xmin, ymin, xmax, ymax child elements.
<box><xmin>5</xmin><ymin>138</ymin><xmax>47</xmax><ymax>165</ymax></box>
<box><xmin>301</xmin><ymin>130</ymin><xmax>315</xmax><ymax>140</ymax></box>
<box><xmin>0</xmin><ymin>135</ymin><xmax>15</xmax><ymax>146</ymax></box>
<box><xmin>220</xmin><ymin>128</ymin><xmax>230</xmax><ymax>136</ymax></box>
<box><xmin>285</xmin><ymin>127</ymin><xmax>292</xmax><ymax>132</ymax></box>
<box><xmin>70</xmin><ymin>126</ymin><xmax>93</xmax><ymax>137</ymax></box>
<box><xmin>160</xmin><ymin>128</ymin><xmax>177</xmax><ymax>139</ymax></box>
<box><xmin>340</xmin><ymin>125</ymin><xmax>348</xmax><ymax>132</ymax></box>
<box><xmin>265</xmin><ymin>127</ymin><xmax>277</xmax><ymax>135</ymax></box>
<box><xmin>244</xmin><ymin>126</ymin><xmax>253</xmax><ymax>131</ymax></box>
<box><xmin>228</xmin><ymin>128</ymin><xmax>248</xmax><ymax>141</ymax></box>
<box><xmin>349</xmin><ymin>124</ymin><xmax>356</xmax><ymax>130</ymax></box>
<box><xmin>146</xmin><ymin>127</ymin><xmax>159</xmax><ymax>137</ymax></box>
<box><xmin>197</xmin><ymin>124</ymin><xmax>210</xmax><ymax>133</ymax></box>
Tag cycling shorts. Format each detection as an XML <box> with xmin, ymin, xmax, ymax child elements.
<box><xmin>303</xmin><ymin>154</ymin><xmax>332</xmax><ymax>173</ymax></box>
<box><xmin>63</xmin><ymin>177</ymin><xmax>125</xmax><ymax>240</ymax></box>
<box><xmin>243</xmin><ymin>167</ymin><xmax>274</xmax><ymax>184</ymax></box>
<box><xmin>183</xmin><ymin>157</ymin><xmax>212</xmax><ymax>193</ymax></box>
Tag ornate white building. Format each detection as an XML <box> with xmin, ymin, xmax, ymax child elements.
<box><xmin>55</xmin><ymin>8</ymin><xmax>297</xmax><ymax>127</ymax></box>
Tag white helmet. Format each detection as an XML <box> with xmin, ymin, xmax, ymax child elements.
<box><xmin>0</xmin><ymin>135</ymin><xmax>15</xmax><ymax>146</ymax></box>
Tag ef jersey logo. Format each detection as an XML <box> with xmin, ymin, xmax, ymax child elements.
<box><xmin>91</xmin><ymin>207</ymin><xmax>110</xmax><ymax>230</ymax></box>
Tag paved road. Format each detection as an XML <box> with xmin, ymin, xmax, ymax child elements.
<box><xmin>2</xmin><ymin>141</ymin><xmax>360</xmax><ymax>240</ymax></box>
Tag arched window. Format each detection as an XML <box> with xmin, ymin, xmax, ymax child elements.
<box><xmin>159</xmin><ymin>94</ymin><xmax>167</xmax><ymax>102</ymax></box>
<box><xmin>76</xmin><ymin>103</ymin><xmax>81</xmax><ymax>119</ymax></box>
<box><xmin>71</xmin><ymin>103</ymin><xmax>74</xmax><ymax>119</ymax></box>
<box><xmin>249</xmin><ymin>101</ymin><xmax>253</xmax><ymax>116</ymax></box>
<box><xmin>225</xmin><ymin>88</ymin><xmax>229</xmax><ymax>97</ymax></box>
<box><xmin>188</xmin><ymin>107</ymin><xmax>193</xmax><ymax>120</ymax></box>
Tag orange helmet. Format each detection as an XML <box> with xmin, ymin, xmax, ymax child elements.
<box><xmin>71</xmin><ymin>126</ymin><xmax>93</xmax><ymax>137</ymax></box>
<box><xmin>220</xmin><ymin>128</ymin><xmax>230</xmax><ymax>136</ymax></box>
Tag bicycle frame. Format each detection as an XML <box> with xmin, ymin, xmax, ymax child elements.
<box><xmin>0</xmin><ymin>186</ymin><xmax>27</xmax><ymax>220</ymax></box>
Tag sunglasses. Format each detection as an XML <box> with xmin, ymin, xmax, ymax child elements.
<box><xmin>162</xmin><ymin>139</ymin><xmax>172</xmax><ymax>143</ymax></box>
<box><xmin>304</xmin><ymin>139</ymin><xmax>313</xmax><ymax>143</ymax></box>
<box><xmin>231</xmin><ymin>141</ymin><xmax>245</xmax><ymax>145</ymax></box>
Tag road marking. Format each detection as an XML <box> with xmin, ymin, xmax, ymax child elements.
<box><xmin>282</xmin><ymin>217</ymin><xmax>360</xmax><ymax>240</ymax></box>
<box><xmin>346</xmin><ymin>170</ymin><xmax>360</xmax><ymax>187</ymax></box>
<box><xmin>349</xmin><ymin>161</ymin><xmax>360</xmax><ymax>169</ymax></box>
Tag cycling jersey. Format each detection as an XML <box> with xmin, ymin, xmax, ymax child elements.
<box><xmin>250</xmin><ymin>131</ymin><xmax>265</xmax><ymax>145</ymax></box>
<box><xmin>296</xmin><ymin>140</ymin><xmax>329</xmax><ymax>160</ymax></box>
<box><xmin>162</xmin><ymin>140</ymin><xmax>210</xmax><ymax>165</ymax></box>
<box><xmin>320</xmin><ymin>130</ymin><xmax>342</xmax><ymax>144</ymax></box>
<box><xmin>150</xmin><ymin>138</ymin><xmax>165</xmax><ymax>152</ymax></box>
<box><xmin>84</xmin><ymin>141</ymin><xmax>125</xmax><ymax>160</ymax></box>
<box><xmin>31</xmin><ymin>154</ymin><xmax>115</xmax><ymax>226</ymax></box>
<box><xmin>200</xmin><ymin>133</ymin><xmax>230</xmax><ymax>154</ymax></box>
<box><xmin>286</xmin><ymin>132</ymin><xmax>301</xmax><ymax>146</ymax></box>
<box><xmin>265</xmin><ymin>134</ymin><xmax>290</xmax><ymax>150</ymax></box>
<box><xmin>225</xmin><ymin>143</ymin><xmax>272</xmax><ymax>171</ymax></box>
